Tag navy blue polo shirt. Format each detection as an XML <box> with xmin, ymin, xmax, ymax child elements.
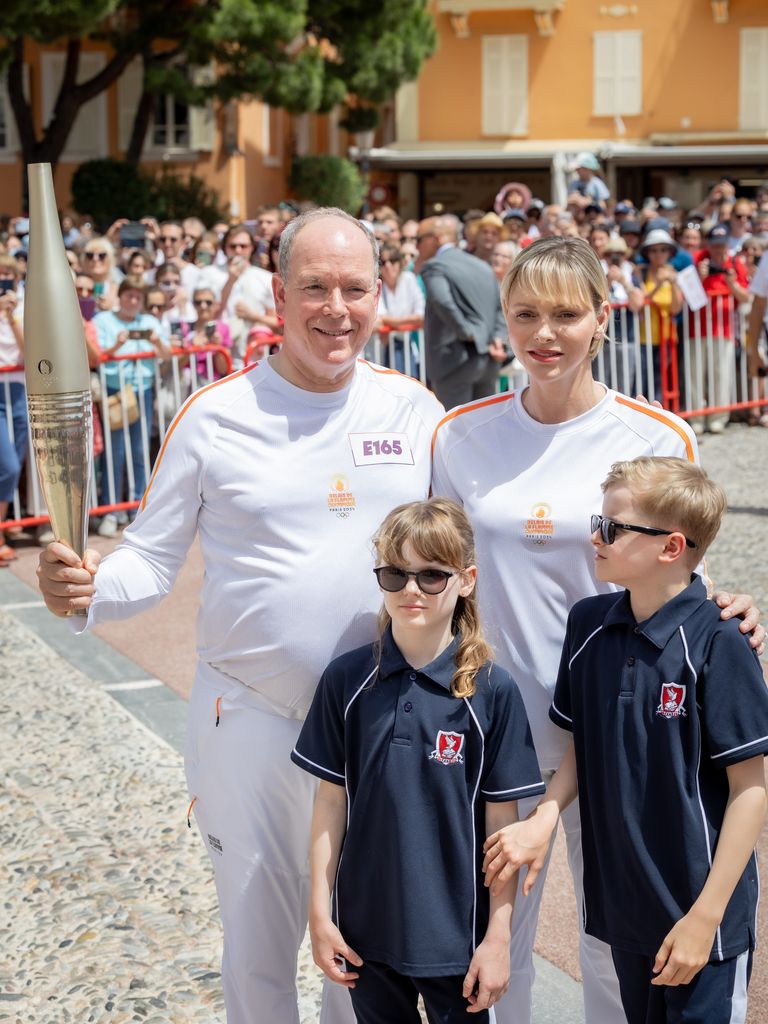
<box><xmin>550</xmin><ymin>575</ymin><xmax>768</xmax><ymax>961</ymax></box>
<box><xmin>292</xmin><ymin>628</ymin><xmax>544</xmax><ymax>976</ymax></box>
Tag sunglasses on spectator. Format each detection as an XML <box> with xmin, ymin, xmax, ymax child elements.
<box><xmin>193</xmin><ymin>298</ymin><xmax>214</xmax><ymax>307</ymax></box>
<box><xmin>591</xmin><ymin>514</ymin><xmax>696</xmax><ymax>548</ymax></box>
<box><xmin>85</xmin><ymin>252</ymin><xmax>108</xmax><ymax>261</ymax></box>
<box><xmin>380</xmin><ymin>258</ymin><xmax>401</xmax><ymax>266</ymax></box>
<box><xmin>227</xmin><ymin>241</ymin><xmax>251</xmax><ymax>250</ymax></box>
<box><xmin>374</xmin><ymin>566</ymin><xmax>457</xmax><ymax>594</ymax></box>
<box><xmin>733</xmin><ymin>214</ymin><xmax>750</xmax><ymax>220</ymax></box>
<box><xmin>160</xmin><ymin>235</ymin><xmax>182</xmax><ymax>243</ymax></box>
<box><xmin>401</xmin><ymin>235</ymin><xmax>417</xmax><ymax>243</ymax></box>
<box><xmin>416</xmin><ymin>233</ymin><xmax>435</xmax><ymax>243</ymax></box>
<box><xmin>77</xmin><ymin>285</ymin><xmax>94</xmax><ymax>295</ymax></box>
<box><xmin>147</xmin><ymin>302</ymin><xmax>164</xmax><ymax>311</ymax></box>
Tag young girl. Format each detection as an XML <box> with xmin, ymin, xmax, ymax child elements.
<box><xmin>291</xmin><ymin>498</ymin><xmax>543</xmax><ymax>1022</ymax></box>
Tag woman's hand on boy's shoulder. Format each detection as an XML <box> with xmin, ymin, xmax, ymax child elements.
<box><xmin>714</xmin><ymin>591</ymin><xmax>765</xmax><ymax>655</ymax></box>
<box><xmin>309</xmin><ymin>915</ymin><xmax>363</xmax><ymax>989</ymax></box>
<box><xmin>463</xmin><ymin>936</ymin><xmax>510</xmax><ymax>1012</ymax></box>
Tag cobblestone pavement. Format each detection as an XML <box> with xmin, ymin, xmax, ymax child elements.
<box><xmin>0</xmin><ymin>611</ymin><xmax>324</xmax><ymax>1023</ymax></box>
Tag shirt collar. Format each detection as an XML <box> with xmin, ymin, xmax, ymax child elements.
<box><xmin>378</xmin><ymin>626</ymin><xmax>460</xmax><ymax>692</ymax></box>
<box><xmin>603</xmin><ymin>575</ymin><xmax>709</xmax><ymax>648</ymax></box>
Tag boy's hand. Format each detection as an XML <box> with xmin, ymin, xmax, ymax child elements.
<box><xmin>309</xmin><ymin>916</ymin><xmax>363</xmax><ymax>989</ymax></box>
<box><xmin>462</xmin><ymin>936</ymin><xmax>509</xmax><ymax>1012</ymax></box>
<box><xmin>482</xmin><ymin>817</ymin><xmax>553</xmax><ymax>896</ymax></box>
<box><xmin>651</xmin><ymin>908</ymin><xmax>717</xmax><ymax>987</ymax></box>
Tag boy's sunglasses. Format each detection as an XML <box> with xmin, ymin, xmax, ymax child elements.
<box><xmin>374</xmin><ymin>566</ymin><xmax>456</xmax><ymax>594</ymax></box>
<box><xmin>591</xmin><ymin>514</ymin><xmax>697</xmax><ymax>548</ymax></box>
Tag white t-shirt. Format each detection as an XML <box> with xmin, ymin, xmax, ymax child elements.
<box><xmin>83</xmin><ymin>358</ymin><xmax>443</xmax><ymax>717</ymax></box>
<box><xmin>749</xmin><ymin>250</ymin><xmax>768</xmax><ymax>330</ymax></box>
<box><xmin>432</xmin><ymin>386</ymin><xmax>698</xmax><ymax>768</ymax></box>
<box><xmin>380</xmin><ymin>271</ymin><xmax>425</xmax><ymax>320</ymax></box>
<box><xmin>225</xmin><ymin>265</ymin><xmax>275</xmax><ymax>320</ymax></box>
<box><xmin>0</xmin><ymin>295</ymin><xmax>24</xmax><ymax>383</ymax></box>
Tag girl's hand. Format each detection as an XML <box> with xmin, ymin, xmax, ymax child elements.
<box><xmin>651</xmin><ymin>908</ymin><xmax>717</xmax><ymax>987</ymax></box>
<box><xmin>462</xmin><ymin>936</ymin><xmax>510</xmax><ymax>1012</ymax></box>
<box><xmin>482</xmin><ymin>818</ymin><xmax>553</xmax><ymax>896</ymax></box>
<box><xmin>309</xmin><ymin>916</ymin><xmax>363</xmax><ymax>989</ymax></box>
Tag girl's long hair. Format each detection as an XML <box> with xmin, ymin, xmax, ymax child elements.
<box><xmin>373</xmin><ymin>498</ymin><xmax>492</xmax><ymax>698</ymax></box>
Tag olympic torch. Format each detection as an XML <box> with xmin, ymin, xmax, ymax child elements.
<box><xmin>24</xmin><ymin>163</ymin><xmax>93</xmax><ymax>613</ymax></box>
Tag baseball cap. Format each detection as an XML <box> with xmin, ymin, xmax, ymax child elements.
<box><xmin>619</xmin><ymin>219</ymin><xmax>642</xmax><ymax>236</ymax></box>
<box><xmin>614</xmin><ymin>202</ymin><xmax>635</xmax><ymax>215</ymax></box>
<box><xmin>575</xmin><ymin>152</ymin><xmax>601</xmax><ymax>171</ymax></box>
<box><xmin>706</xmin><ymin>223</ymin><xmax>729</xmax><ymax>244</ymax></box>
<box><xmin>658</xmin><ymin>197</ymin><xmax>678</xmax><ymax>210</ymax></box>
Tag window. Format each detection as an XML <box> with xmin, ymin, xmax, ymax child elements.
<box><xmin>740</xmin><ymin>28</ymin><xmax>768</xmax><ymax>131</ymax></box>
<box><xmin>41</xmin><ymin>52</ymin><xmax>108</xmax><ymax>160</ymax></box>
<box><xmin>152</xmin><ymin>95</ymin><xmax>190</xmax><ymax>149</ymax></box>
<box><xmin>262</xmin><ymin>104</ymin><xmax>283</xmax><ymax>167</ymax></box>
<box><xmin>482</xmin><ymin>36</ymin><xmax>528</xmax><ymax>137</ymax></box>
<box><xmin>593</xmin><ymin>31</ymin><xmax>642</xmax><ymax>117</ymax></box>
<box><xmin>117</xmin><ymin>59</ymin><xmax>214</xmax><ymax>155</ymax></box>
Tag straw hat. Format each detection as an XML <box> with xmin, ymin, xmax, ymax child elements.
<box><xmin>466</xmin><ymin>212</ymin><xmax>510</xmax><ymax>242</ymax></box>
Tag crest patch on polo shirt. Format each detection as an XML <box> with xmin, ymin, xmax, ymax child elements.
<box><xmin>656</xmin><ymin>683</ymin><xmax>687</xmax><ymax>719</ymax></box>
<box><xmin>429</xmin><ymin>730</ymin><xmax>465</xmax><ymax>765</ymax></box>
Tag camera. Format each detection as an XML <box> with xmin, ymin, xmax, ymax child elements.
<box><xmin>119</xmin><ymin>221</ymin><xmax>147</xmax><ymax>249</ymax></box>
<box><xmin>607</xmin><ymin>253</ymin><xmax>624</xmax><ymax>267</ymax></box>
<box><xmin>128</xmin><ymin>328</ymin><xmax>152</xmax><ymax>340</ymax></box>
<box><xmin>204</xmin><ymin>321</ymin><xmax>217</xmax><ymax>340</ymax></box>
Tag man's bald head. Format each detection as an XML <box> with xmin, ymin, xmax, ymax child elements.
<box><xmin>278</xmin><ymin>208</ymin><xmax>379</xmax><ymax>283</ymax></box>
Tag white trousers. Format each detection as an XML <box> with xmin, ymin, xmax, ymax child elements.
<box><xmin>493</xmin><ymin>792</ymin><xmax>626</xmax><ymax>1024</ymax></box>
<box><xmin>185</xmin><ymin>666</ymin><xmax>355</xmax><ymax>1024</ymax></box>
<box><xmin>688</xmin><ymin>335</ymin><xmax>735</xmax><ymax>433</ymax></box>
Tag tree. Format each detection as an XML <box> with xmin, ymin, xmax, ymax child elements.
<box><xmin>1</xmin><ymin>0</ymin><xmax>437</xmax><ymax>193</ymax></box>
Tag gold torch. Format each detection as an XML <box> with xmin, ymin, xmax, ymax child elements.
<box><xmin>24</xmin><ymin>163</ymin><xmax>93</xmax><ymax>614</ymax></box>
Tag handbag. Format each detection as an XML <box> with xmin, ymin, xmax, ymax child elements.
<box><xmin>107</xmin><ymin>384</ymin><xmax>140</xmax><ymax>430</ymax></box>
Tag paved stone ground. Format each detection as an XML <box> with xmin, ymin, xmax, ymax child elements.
<box><xmin>0</xmin><ymin>422</ymin><xmax>765</xmax><ymax>1023</ymax></box>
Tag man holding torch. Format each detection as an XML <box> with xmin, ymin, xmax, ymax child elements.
<box><xmin>36</xmin><ymin>208</ymin><xmax>444</xmax><ymax>1024</ymax></box>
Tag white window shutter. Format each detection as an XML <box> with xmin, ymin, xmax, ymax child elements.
<box><xmin>2</xmin><ymin>65</ymin><xmax>30</xmax><ymax>153</ymax></box>
<box><xmin>189</xmin><ymin>64</ymin><xmax>215</xmax><ymax>151</ymax></box>
<box><xmin>118</xmin><ymin>59</ymin><xmax>144</xmax><ymax>153</ymax></box>
<box><xmin>594</xmin><ymin>32</ymin><xmax>641</xmax><ymax>116</ymax></box>
<box><xmin>739</xmin><ymin>29</ymin><xmax>768</xmax><ymax>131</ymax></box>
<box><xmin>482</xmin><ymin>36</ymin><xmax>528</xmax><ymax>136</ymax></box>
<box><xmin>42</xmin><ymin>52</ymin><xmax>108</xmax><ymax>160</ymax></box>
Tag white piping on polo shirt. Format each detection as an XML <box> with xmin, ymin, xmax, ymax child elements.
<box><xmin>549</xmin><ymin>702</ymin><xmax>572</xmax><ymax>727</ymax></box>
<box><xmin>711</xmin><ymin>735</ymin><xmax>768</xmax><ymax>760</ymax></box>
<box><xmin>291</xmin><ymin>748</ymin><xmax>345</xmax><ymax>781</ymax></box>
<box><xmin>568</xmin><ymin>625</ymin><xmax>604</xmax><ymax>670</ymax></box>
<box><xmin>481</xmin><ymin>781</ymin><xmax>546</xmax><ymax>797</ymax></box>
<box><xmin>680</xmin><ymin>624</ymin><xmax>724</xmax><ymax>961</ymax></box>
<box><xmin>334</xmin><ymin>666</ymin><xmax>378</xmax><ymax>930</ymax></box>
<box><xmin>463</xmin><ymin>696</ymin><xmax>485</xmax><ymax>953</ymax></box>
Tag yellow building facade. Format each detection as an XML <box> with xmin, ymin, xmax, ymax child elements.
<box><xmin>2</xmin><ymin>1</ymin><xmax>768</xmax><ymax>219</ymax></box>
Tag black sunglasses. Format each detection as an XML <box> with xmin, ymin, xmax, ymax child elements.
<box><xmin>374</xmin><ymin>566</ymin><xmax>456</xmax><ymax>594</ymax></box>
<box><xmin>591</xmin><ymin>514</ymin><xmax>696</xmax><ymax>548</ymax></box>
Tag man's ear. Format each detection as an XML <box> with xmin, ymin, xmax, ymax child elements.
<box><xmin>272</xmin><ymin>273</ymin><xmax>285</xmax><ymax>316</ymax></box>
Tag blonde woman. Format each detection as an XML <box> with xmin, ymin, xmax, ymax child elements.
<box><xmin>80</xmin><ymin>237</ymin><xmax>119</xmax><ymax>311</ymax></box>
<box><xmin>431</xmin><ymin>235</ymin><xmax>763</xmax><ymax>1024</ymax></box>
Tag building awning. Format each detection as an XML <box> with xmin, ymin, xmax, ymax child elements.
<box><xmin>350</xmin><ymin>140</ymin><xmax>768</xmax><ymax>171</ymax></box>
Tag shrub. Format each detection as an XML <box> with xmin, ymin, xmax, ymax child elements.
<box><xmin>148</xmin><ymin>167</ymin><xmax>227</xmax><ymax>225</ymax></box>
<box><xmin>289</xmin><ymin>155</ymin><xmax>365</xmax><ymax>214</ymax></box>
<box><xmin>71</xmin><ymin>159</ymin><xmax>152</xmax><ymax>228</ymax></box>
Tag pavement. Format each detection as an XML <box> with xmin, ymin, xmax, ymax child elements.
<box><xmin>0</xmin><ymin>422</ymin><xmax>767</xmax><ymax>1022</ymax></box>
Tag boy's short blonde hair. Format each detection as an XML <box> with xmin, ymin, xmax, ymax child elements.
<box><xmin>500</xmin><ymin>236</ymin><xmax>609</xmax><ymax>358</ymax></box>
<box><xmin>601</xmin><ymin>457</ymin><xmax>727</xmax><ymax>561</ymax></box>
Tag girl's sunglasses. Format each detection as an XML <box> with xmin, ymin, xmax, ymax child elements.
<box><xmin>591</xmin><ymin>514</ymin><xmax>696</xmax><ymax>548</ymax></box>
<box><xmin>374</xmin><ymin>566</ymin><xmax>455</xmax><ymax>594</ymax></box>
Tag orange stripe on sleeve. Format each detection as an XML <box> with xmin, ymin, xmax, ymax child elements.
<box><xmin>613</xmin><ymin>395</ymin><xmax>695</xmax><ymax>463</ymax></box>
<box><xmin>139</xmin><ymin>364</ymin><xmax>258</xmax><ymax>511</ymax></box>
<box><xmin>431</xmin><ymin>392</ymin><xmax>515</xmax><ymax>457</ymax></box>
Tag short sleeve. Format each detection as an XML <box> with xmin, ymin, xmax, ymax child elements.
<box><xmin>549</xmin><ymin>614</ymin><xmax>575</xmax><ymax>732</ymax></box>
<box><xmin>699</xmin><ymin>625</ymin><xmax>768</xmax><ymax>768</ymax></box>
<box><xmin>750</xmin><ymin>252</ymin><xmax>768</xmax><ymax>299</ymax></box>
<box><xmin>480</xmin><ymin>670</ymin><xmax>545</xmax><ymax>802</ymax></box>
<box><xmin>430</xmin><ymin>422</ymin><xmax>461</xmax><ymax>503</ymax></box>
<box><xmin>291</xmin><ymin>668</ymin><xmax>347</xmax><ymax>785</ymax></box>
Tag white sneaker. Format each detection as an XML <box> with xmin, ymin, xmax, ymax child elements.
<box><xmin>708</xmin><ymin>421</ymin><xmax>726</xmax><ymax>434</ymax></box>
<box><xmin>97</xmin><ymin>514</ymin><xmax>118</xmax><ymax>538</ymax></box>
<box><xmin>36</xmin><ymin>525</ymin><xmax>55</xmax><ymax>545</ymax></box>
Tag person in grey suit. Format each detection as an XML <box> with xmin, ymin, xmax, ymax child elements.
<box><xmin>417</xmin><ymin>215</ymin><xmax>508</xmax><ymax>409</ymax></box>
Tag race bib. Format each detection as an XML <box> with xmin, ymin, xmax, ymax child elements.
<box><xmin>348</xmin><ymin>432</ymin><xmax>414</xmax><ymax>466</ymax></box>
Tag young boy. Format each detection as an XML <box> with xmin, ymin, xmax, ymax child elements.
<box><xmin>482</xmin><ymin>456</ymin><xmax>768</xmax><ymax>1023</ymax></box>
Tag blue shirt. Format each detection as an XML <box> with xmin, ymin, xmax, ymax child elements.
<box><xmin>93</xmin><ymin>311</ymin><xmax>164</xmax><ymax>392</ymax></box>
<box><xmin>292</xmin><ymin>629</ymin><xmax>544</xmax><ymax>976</ymax></box>
<box><xmin>550</xmin><ymin>576</ymin><xmax>768</xmax><ymax>960</ymax></box>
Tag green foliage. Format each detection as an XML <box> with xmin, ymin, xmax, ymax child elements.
<box><xmin>70</xmin><ymin>159</ymin><xmax>151</xmax><ymax>226</ymax></box>
<box><xmin>339</xmin><ymin>106</ymin><xmax>379</xmax><ymax>134</ymax></box>
<box><xmin>1</xmin><ymin>0</ymin><xmax>437</xmax><ymax>164</ymax></box>
<box><xmin>71</xmin><ymin>159</ymin><xmax>226</xmax><ymax>228</ymax></box>
<box><xmin>147</xmin><ymin>167</ymin><xmax>227</xmax><ymax>225</ymax></box>
<box><xmin>289</xmin><ymin>155</ymin><xmax>365</xmax><ymax>215</ymax></box>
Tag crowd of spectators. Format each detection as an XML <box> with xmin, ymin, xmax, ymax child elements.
<box><xmin>1</xmin><ymin>154</ymin><xmax>768</xmax><ymax>553</ymax></box>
